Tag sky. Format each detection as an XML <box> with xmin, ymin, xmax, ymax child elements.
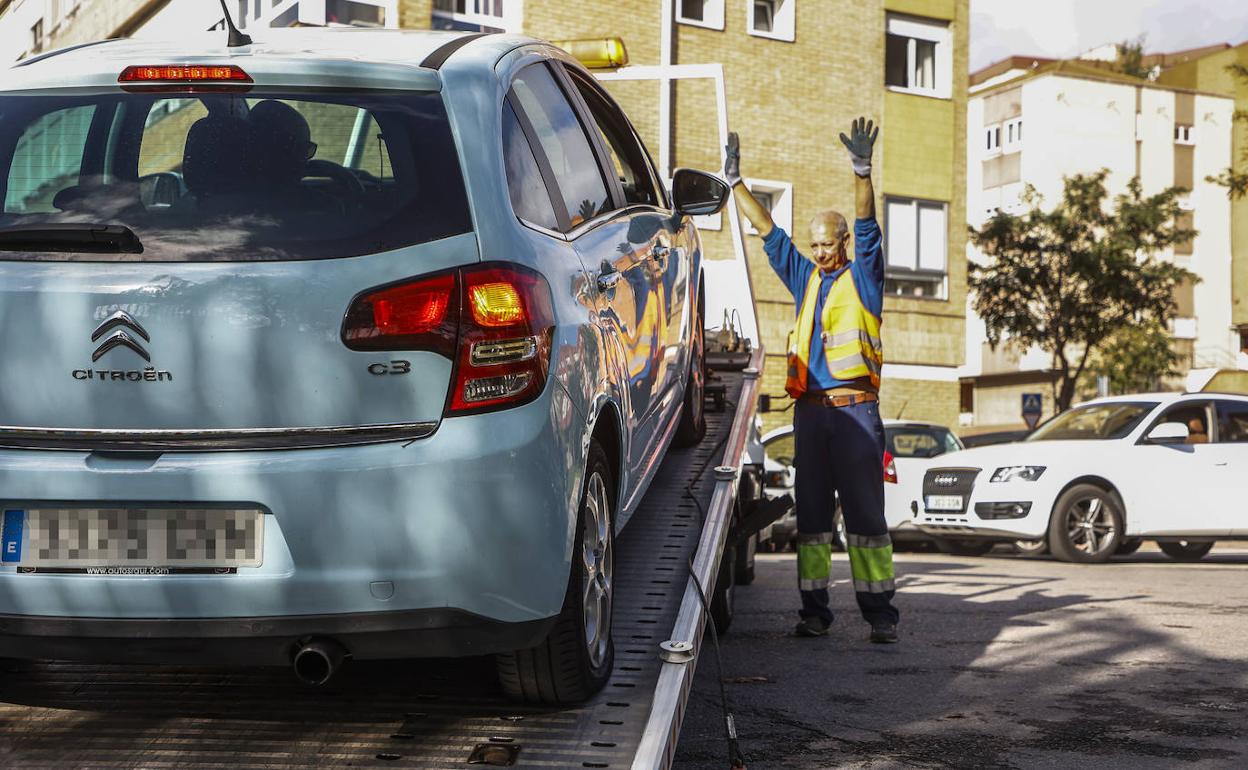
<box><xmin>970</xmin><ymin>0</ymin><xmax>1248</xmax><ymax>71</ymax></box>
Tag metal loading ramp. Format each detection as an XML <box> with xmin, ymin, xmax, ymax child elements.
<box><xmin>0</xmin><ymin>358</ymin><xmax>761</xmax><ymax>769</ymax></box>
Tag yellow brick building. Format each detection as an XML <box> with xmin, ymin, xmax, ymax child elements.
<box><xmin>1157</xmin><ymin>42</ymin><xmax>1248</xmax><ymax>356</ymax></box>
<box><xmin>4</xmin><ymin>0</ymin><xmax>970</xmax><ymax>430</ymax></box>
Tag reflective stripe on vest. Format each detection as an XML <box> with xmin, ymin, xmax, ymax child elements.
<box><xmin>785</xmin><ymin>268</ymin><xmax>884</xmax><ymax>398</ymax></box>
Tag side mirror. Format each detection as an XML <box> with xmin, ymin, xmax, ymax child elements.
<box><xmin>1146</xmin><ymin>422</ymin><xmax>1190</xmax><ymax>445</ymax></box>
<box><xmin>672</xmin><ymin>168</ymin><xmax>730</xmax><ymax>217</ymax></box>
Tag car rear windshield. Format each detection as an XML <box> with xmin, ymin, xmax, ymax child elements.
<box><xmin>886</xmin><ymin>425</ymin><xmax>962</xmax><ymax>458</ymax></box>
<box><xmin>0</xmin><ymin>89</ymin><xmax>471</xmax><ymax>261</ymax></box>
<box><xmin>1026</xmin><ymin>402</ymin><xmax>1158</xmax><ymax>442</ymax></box>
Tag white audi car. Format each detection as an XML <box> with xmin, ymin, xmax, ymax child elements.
<box><xmin>914</xmin><ymin>393</ymin><xmax>1248</xmax><ymax>563</ymax></box>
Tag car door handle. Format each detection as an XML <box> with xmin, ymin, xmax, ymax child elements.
<box><xmin>650</xmin><ymin>245</ymin><xmax>671</xmax><ymax>267</ymax></box>
<box><xmin>597</xmin><ymin>261</ymin><xmax>621</xmax><ymax>293</ymax></box>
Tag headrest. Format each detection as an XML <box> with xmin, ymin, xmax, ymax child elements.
<box><xmin>247</xmin><ymin>100</ymin><xmax>315</xmax><ymax>187</ymax></box>
<box><xmin>182</xmin><ymin>114</ymin><xmax>251</xmax><ymax>197</ymax></box>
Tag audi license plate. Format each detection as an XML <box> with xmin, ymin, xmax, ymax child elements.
<box><xmin>925</xmin><ymin>495</ymin><xmax>964</xmax><ymax>512</ymax></box>
<box><xmin>1</xmin><ymin>507</ymin><xmax>263</xmax><ymax>574</ymax></box>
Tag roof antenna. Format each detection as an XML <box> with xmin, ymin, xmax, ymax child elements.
<box><xmin>218</xmin><ymin>0</ymin><xmax>253</xmax><ymax>48</ymax></box>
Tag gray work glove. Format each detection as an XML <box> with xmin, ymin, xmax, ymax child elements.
<box><xmin>724</xmin><ymin>131</ymin><xmax>743</xmax><ymax>188</ymax></box>
<box><xmin>839</xmin><ymin>117</ymin><xmax>879</xmax><ymax>177</ymax></box>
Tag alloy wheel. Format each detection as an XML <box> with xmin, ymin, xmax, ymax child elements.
<box><xmin>1064</xmin><ymin>496</ymin><xmax>1115</xmax><ymax>557</ymax></box>
<box><xmin>581</xmin><ymin>471</ymin><xmax>614</xmax><ymax>669</ymax></box>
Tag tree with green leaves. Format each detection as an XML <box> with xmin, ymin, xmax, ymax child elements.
<box><xmin>1081</xmin><ymin>320</ymin><xmax>1184</xmax><ymax>398</ymax></box>
<box><xmin>1114</xmin><ymin>37</ymin><xmax>1152</xmax><ymax>80</ymax></box>
<box><xmin>970</xmin><ymin>170</ymin><xmax>1197</xmax><ymax>412</ymax></box>
<box><xmin>1207</xmin><ymin>61</ymin><xmax>1248</xmax><ymax>199</ymax></box>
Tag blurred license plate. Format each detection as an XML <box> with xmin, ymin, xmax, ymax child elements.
<box><xmin>3</xmin><ymin>507</ymin><xmax>263</xmax><ymax>571</ymax></box>
<box><xmin>925</xmin><ymin>495</ymin><xmax>964</xmax><ymax>512</ymax></box>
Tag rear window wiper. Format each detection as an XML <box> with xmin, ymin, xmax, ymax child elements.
<box><xmin>0</xmin><ymin>224</ymin><xmax>143</xmax><ymax>254</ymax></box>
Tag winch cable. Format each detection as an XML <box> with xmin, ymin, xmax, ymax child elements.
<box><xmin>682</xmin><ymin>417</ymin><xmax>747</xmax><ymax>769</ymax></box>
<box><xmin>688</xmin><ymin>553</ymin><xmax>747</xmax><ymax>770</ymax></box>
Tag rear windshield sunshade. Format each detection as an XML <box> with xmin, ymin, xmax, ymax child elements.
<box><xmin>0</xmin><ymin>89</ymin><xmax>471</xmax><ymax>261</ymax></box>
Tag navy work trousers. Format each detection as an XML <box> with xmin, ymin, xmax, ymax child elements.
<box><xmin>793</xmin><ymin>397</ymin><xmax>899</xmax><ymax>626</ymax></box>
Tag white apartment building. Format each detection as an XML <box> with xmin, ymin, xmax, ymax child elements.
<box><xmin>962</xmin><ymin>60</ymin><xmax>1238</xmax><ymax>429</ymax></box>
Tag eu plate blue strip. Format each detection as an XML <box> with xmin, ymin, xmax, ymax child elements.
<box><xmin>2</xmin><ymin>509</ymin><xmax>23</xmax><ymax>564</ymax></box>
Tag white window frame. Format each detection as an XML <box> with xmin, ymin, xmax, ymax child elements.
<box><xmin>743</xmin><ymin>178</ymin><xmax>793</xmax><ymax>236</ymax></box>
<box><xmin>240</xmin><ymin>0</ymin><xmax>399</xmax><ymax>30</ymax></box>
<box><xmin>431</xmin><ymin>0</ymin><xmax>521</xmax><ymax>32</ymax></box>
<box><xmin>1174</xmin><ymin>124</ymin><xmax>1195</xmax><ymax>145</ymax></box>
<box><xmin>984</xmin><ymin>123</ymin><xmax>1000</xmax><ymax>156</ymax></box>
<box><xmin>676</xmin><ymin>0</ymin><xmax>725</xmax><ymax>31</ymax></box>
<box><xmin>884</xmin><ymin>196</ymin><xmax>948</xmax><ymax>300</ymax></box>
<box><xmin>747</xmin><ymin>0</ymin><xmax>795</xmax><ymax>43</ymax></box>
<box><xmin>885</xmin><ymin>13</ymin><xmax>952</xmax><ymax>100</ymax></box>
<box><xmin>1003</xmin><ymin>116</ymin><xmax>1023</xmax><ymax>153</ymax></box>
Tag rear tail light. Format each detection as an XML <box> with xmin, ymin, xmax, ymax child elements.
<box><xmin>883</xmin><ymin>451</ymin><xmax>898</xmax><ymax>484</ymax></box>
<box><xmin>341</xmin><ymin>263</ymin><xmax>554</xmax><ymax>416</ymax></box>
<box><xmin>453</xmin><ymin>265</ymin><xmax>554</xmax><ymax>414</ymax></box>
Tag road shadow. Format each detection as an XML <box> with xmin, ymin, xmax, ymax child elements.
<box><xmin>675</xmin><ymin>555</ymin><xmax>1247</xmax><ymax>770</ymax></box>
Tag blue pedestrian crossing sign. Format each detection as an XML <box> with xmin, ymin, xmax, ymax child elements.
<box><xmin>1021</xmin><ymin>393</ymin><xmax>1043</xmax><ymax>429</ymax></box>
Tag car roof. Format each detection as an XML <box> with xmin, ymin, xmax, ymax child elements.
<box><xmin>1072</xmin><ymin>392</ymin><xmax>1248</xmax><ymax>409</ymax></box>
<box><xmin>0</xmin><ymin>28</ymin><xmax>539</xmax><ymax>93</ymax></box>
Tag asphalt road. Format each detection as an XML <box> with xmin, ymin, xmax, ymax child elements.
<box><xmin>675</xmin><ymin>545</ymin><xmax>1248</xmax><ymax>769</ymax></box>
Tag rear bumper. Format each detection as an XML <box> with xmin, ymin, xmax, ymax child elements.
<box><xmin>0</xmin><ymin>385</ymin><xmax>585</xmax><ymax>636</ymax></box>
<box><xmin>0</xmin><ymin>609</ymin><xmax>556</xmax><ymax>665</ymax></box>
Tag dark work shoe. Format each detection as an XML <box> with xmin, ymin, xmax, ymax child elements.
<box><xmin>794</xmin><ymin>617</ymin><xmax>831</xmax><ymax>637</ymax></box>
<box><xmin>869</xmin><ymin>623</ymin><xmax>899</xmax><ymax>644</ymax></box>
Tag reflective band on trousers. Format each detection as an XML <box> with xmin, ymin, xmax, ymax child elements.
<box><xmin>847</xmin><ymin>540</ymin><xmax>894</xmax><ymax>588</ymax></box>
<box><xmin>853</xmin><ymin>578</ymin><xmax>896</xmax><ymax>593</ymax></box>
<box><xmin>846</xmin><ymin>533</ymin><xmax>893</xmax><ymax>550</ymax></box>
<box><xmin>796</xmin><ymin>531</ymin><xmax>835</xmax><ymax>545</ymax></box>
<box><xmin>797</xmin><ymin>539</ymin><xmax>832</xmax><ymax>593</ymax></box>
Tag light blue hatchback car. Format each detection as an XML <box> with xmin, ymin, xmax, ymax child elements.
<box><xmin>0</xmin><ymin>28</ymin><xmax>729</xmax><ymax>703</ymax></box>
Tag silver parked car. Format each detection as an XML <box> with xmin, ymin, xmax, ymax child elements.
<box><xmin>0</xmin><ymin>28</ymin><xmax>729</xmax><ymax>703</ymax></box>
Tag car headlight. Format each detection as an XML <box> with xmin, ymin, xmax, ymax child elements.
<box><xmin>990</xmin><ymin>466</ymin><xmax>1046</xmax><ymax>482</ymax></box>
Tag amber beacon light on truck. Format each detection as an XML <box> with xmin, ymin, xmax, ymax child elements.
<box><xmin>551</xmin><ymin>38</ymin><xmax>629</xmax><ymax>69</ymax></box>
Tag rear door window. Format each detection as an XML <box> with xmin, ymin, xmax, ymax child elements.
<box><xmin>564</xmin><ymin>67</ymin><xmax>664</xmax><ymax>209</ymax></box>
<box><xmin>0</xmin><ymin>90</ymin><xmax>470</xmax><ymax>261</ymax></box>
<box><xmin>501</xmin><ymin>100</ymin><xmax>561</xmax><ymax>231</ymax></box>
<box><xmin>508</xmin><ymin>64</ymin><xmax>610</xmax><ymax>230</ymax></box>
<box><xmin>1215</xmin><ymin>401</ymin><xmax>1248</xmax><ymax>442</ymax></box>
<box><xmin>5</xmin><ymin>105</ymin><xmax>95</xmax><ymax>214</ymax></box>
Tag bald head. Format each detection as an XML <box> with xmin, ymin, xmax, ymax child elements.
<box><xmin>809</xmin><ymin>209</ymin><xmax>851</xmax><ymax>273</ymax></box>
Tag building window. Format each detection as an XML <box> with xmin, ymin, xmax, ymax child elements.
<box><xmin>1003</xmin><ymin>117</ymin><xmax>1023</xmax><ymax>152</ymax></box>
<box><xmin>884</xmin><ymin>14</ymin><xmax>951</xmax><ymax>99</ymax></box>
<box><xmin>743</xmin><ymin>179</ymin><xmax>793</xmax><ymax>236</ymax></box>
<box><xmin>30</xmin><ymin>19</ymin><xmax>44</xmax><ymax>54</ymax></box>
<box><xmin>676</xmin><ymin>0</ymin><xmax>725</xmax><ymax>30</ymax></box>
<box><xmin>884</xmin><ymin>196</ymin><xmax>947</xmax><ymax>300</ymax></box>
<box><xmin>1174</xmin><ymin>124</ymin><xmax>1195</xmax><ymax>145</ymax></box>
<box><xmin>748</xmin><ymin>0</ymin><xmax>795</xmax><ymax>42</ymax></box>
<box><xmin>235</xmin><ymin>0</ymin><xmax>395</xmax><ymax>29</ymax></box>
<box><xmin>432</xmin><ymin>0</ymin><xmax>519</xmax><ymax>32</ymax></box>
<box><xmin>984</xmin><ymin>124</ymin><xmax>1000</xmax><ymax>155</ymax></box>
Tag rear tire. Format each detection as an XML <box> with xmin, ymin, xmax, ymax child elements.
<box><xmin>1047</xmin><ymin>484</ymin><xmax>1123</xmax><ymax>564</ymax></box>
<box><xmin>674</xmin><ymin>287</ymin><xmax>707</xmax><ymax>448</ymax></box>
<box><xmin>1013</xmin><ymin>538</ymin><xmax>1048</xmax><ymax>556</ymax></box>
<box><xmin>496</xmin><ymin>440</ymin><xmax>615</xmax><ymax>704</ymax></box>
<box><xmin>734</xmin><ymin>531</ymin><xmax>757</xmax><ymax>586</ymax></box>
<box><xmin>1115</xmin><ymin>538</ymin><xmax>1144</xmax><ymax>556</ymax></box>
<box><xmin>1158</xmin><ymin>541</ymin><xmax>1214</xmax><ymax>561</ymax></box>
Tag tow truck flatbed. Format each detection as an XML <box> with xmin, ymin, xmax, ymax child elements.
<box><xmin>0</xmin><ymin>353</ymin><xmax>763</xmax><ymax>770</ymax></box>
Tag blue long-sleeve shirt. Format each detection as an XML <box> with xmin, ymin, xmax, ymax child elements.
<box><xmin>763</xmin><ymin>218</ymin><xmax>884</xmax><ymax>390</ymax></box>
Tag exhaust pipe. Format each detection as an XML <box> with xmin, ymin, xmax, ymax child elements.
<box><xmin>292</xmin><ymin>638</ymin><xmax>347</xmax><ymax>686</ymax></box>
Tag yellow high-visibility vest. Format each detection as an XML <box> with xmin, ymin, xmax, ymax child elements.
<box><xmin>785</xmin><ymin>268</ymin><xmax>883</xmax><ymax>398</ymax></box>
